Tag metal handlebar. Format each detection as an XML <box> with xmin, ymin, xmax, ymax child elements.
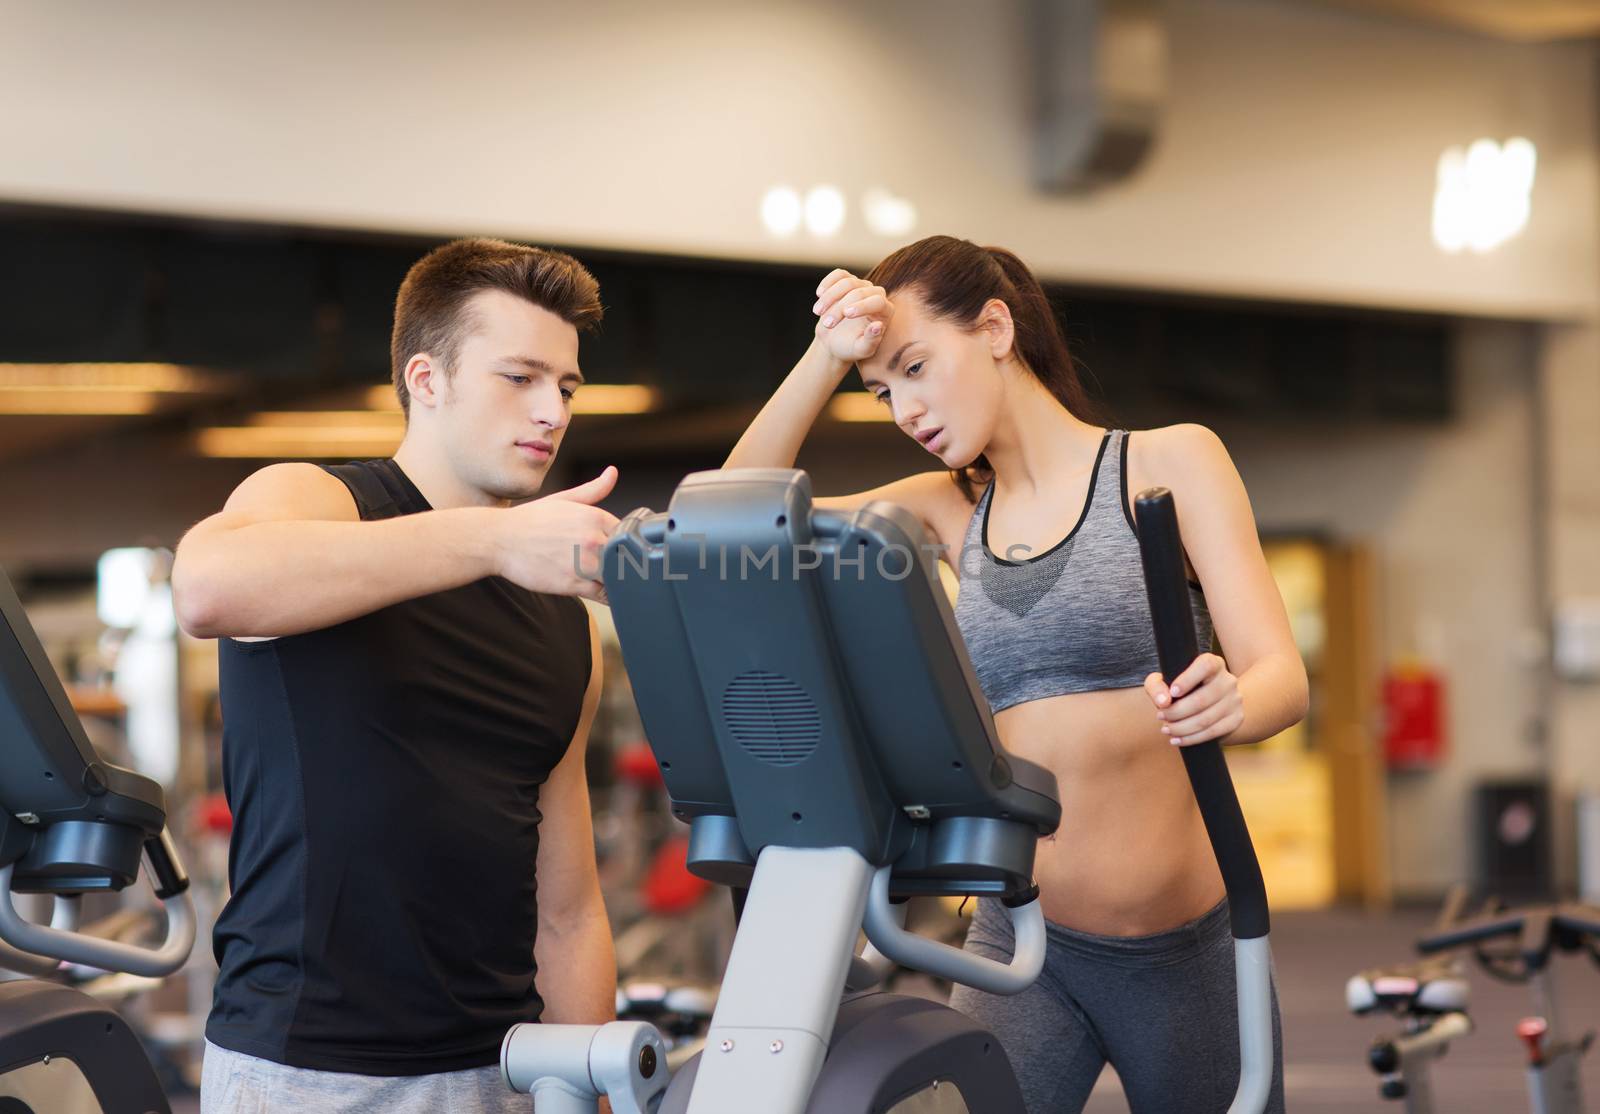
<box><xmin>0</xmin><ymin>862</ymin><xmax>196</xmax><ymax>978</ymax></box>
<box><xmin>861</xmin><ymin>867</ymin><xmax>1045</xmax><ymax>995</ymax></box>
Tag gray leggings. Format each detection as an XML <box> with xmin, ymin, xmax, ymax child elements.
<box><xmin>948</xmin><ymin>898</ymin><xmax>1285</xmax><ymax>1114</ymax></box>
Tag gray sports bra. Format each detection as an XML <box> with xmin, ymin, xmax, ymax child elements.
<box><xmin>951</xmin><ymin>429</ymin><xmax>1214</xmax><ymax>714</ymax></box>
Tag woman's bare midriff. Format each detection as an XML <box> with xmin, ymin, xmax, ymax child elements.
<box><xmin>994</xmin><ymin>685</ymin><xmax>1227</xmax><ymax>938</ymax></box>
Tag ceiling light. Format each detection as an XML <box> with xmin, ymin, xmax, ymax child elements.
<box><xmin>199</xmin><ymin>382</ymin><xmax>666</xmax><ymax>458</ymax></box>
<box><xmin>0</xmin><ymin>363</ymin><xmax>226</xmax><ymax>416</ymax></box>
<box><xmin>0</xmin><ymin>391</ymin><xmax>160</xmax><ymax>416</ymax></box>
<box><xmin>364</xmin><ymin>386</ymin><xmax>402</xmax><ymax>411</ymax></box>
<box><xmin>826</xmin><ymin>392</ymin><xmax>893</xmax><ymax>423</ymax></box>
<box><xmin>0</xmin><ymin>363</ymin><xmax>216</xmax><ymax>391</ymax></box>
<box><xmin>251</xmin><ymin>409</ymin><xmax>406</xmax><ymax>428</ymax></box>
<box><xmin>1432</xmin><ymin>136</ymin><xmax>1536</xmax><ymax>254</ymax></box>
<box><xmin>360</xmin><ymin>383</ymin><xmax>659</xmax><ymax>415</ymax></box>
<box><xmin>804</xmin><ymin>186</ymin><xmax>846</xmax><ymax>238</ymax></box>
<box><xmin>761</xmin><ymin>186</ymin><xmax>804</xmax><ymax>237</ymax></box>
<box><xmin>198</xmin><ymin>406</ymin><xmax>404</xmax><ymax>458</ymax></box>
<box><xmin>862</xmin><ymin>188</ymin><xmax>918</xmax><ymax>237</ymax></box>
<box><xmin>195</xmin><ymin>425</ymin><xmax>405</xmax><ymax>459</ymax></box>
<box><xmin>571</xmin><ymin>384</ymin><xmax>661</xmax><ymax>414</ymax></box>
<box><xmin>1501</xmin><ymin>137</ymin><xmax>1538</xmax><ymax>194</ymax></box>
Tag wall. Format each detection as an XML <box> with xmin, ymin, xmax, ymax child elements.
<box><xmin>0</xmin><ymin>0</ymin><xmax>1594</xmax><ymax>317</ymax></box>
<box><xmin>0</xmin><ymin>445</ymin><xmax>253</xmax><ymax>568</ymax></box>
<box><xmin>1540</xmin><ymin>322</ymin><xmax>1600</xmax><ymax>886</ymax></box>
<box><xmin>1219</xmin><ymin>320</ymin><xmax>1544</xmax><ymax>894</ymax></box>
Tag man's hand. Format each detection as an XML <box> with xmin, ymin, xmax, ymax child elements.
<box><xmin>493</xmin><ymin>467</ymin><xmax>620</xmax><ymax>601</ymax></box>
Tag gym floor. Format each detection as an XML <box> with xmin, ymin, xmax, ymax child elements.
<box><xmin>1083</xmin><ymin>905</ymin><xmax>1597</xmax><ymax>1113</ymax></box>
<box><xmin>169</xmin><ymin>905</ymin><xmax>1597</xmax><ymax>1113</ymax></box>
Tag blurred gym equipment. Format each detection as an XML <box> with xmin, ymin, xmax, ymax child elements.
<box><xmin>0</xmin><ymin>568</ymin><xmax>196</xmax><ymax>1114</ymax></box>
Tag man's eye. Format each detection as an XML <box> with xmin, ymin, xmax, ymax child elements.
<box><xmin>905</xmin><ymin>361</ymin><xmax>924</xmax><ymax>377</ymax></box>
<box><xmin>504</xmin><ymin>375</ymin><xmax>531</xmax><ymax>386</ymax></box>
<box><xmin>874</xmin><ymin>392</ymin><xmax>891</xmax><ymax>405</ymax></box>
<box><xmin>561</xmin><ymin>388</ymin><xmax>576</xmax><ymax>401</ymax></box>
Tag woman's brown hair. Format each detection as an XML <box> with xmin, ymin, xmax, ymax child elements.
<box><xmin>865</xmin><ymin>235</ymin><xmax>1102</xmax><ymax>501</ymax></box>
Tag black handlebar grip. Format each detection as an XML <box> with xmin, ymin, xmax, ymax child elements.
<box><xmin>144</xmin><ymin>828</ymin><xmax>190</xmax><ymax>899</ymax></box>
<box><xmin>1416</xmin><ymin>912</ymin><xmax>1523</xmax><ymax>955</ymax></box>
<box><xmin>1417</xmin><ymin>906</ymin><xmax>1600</xmax><ymax>961</ymax></box>
<box><xmin>1134</xmin><ymin>487</ymin><xmax>1270</xmax><ymax>940</ymax></box>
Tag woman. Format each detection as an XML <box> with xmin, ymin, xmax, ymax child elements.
<box><xmin>723</xmin><ymin>235</ymin><xmax>1306</xmax><ymax>1113</ymax></box>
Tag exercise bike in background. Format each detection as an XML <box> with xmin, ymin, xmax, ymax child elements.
<box><xmin>1348</xmin><ymin>886</ymin><xmax>1600</xmax><ymax>1114</ymax></box>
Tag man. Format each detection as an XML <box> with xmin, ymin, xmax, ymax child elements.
<box><xmin>173</xmin><ymin>238</ymin><xmax>619</xmax><ymax>1112</ymax></box>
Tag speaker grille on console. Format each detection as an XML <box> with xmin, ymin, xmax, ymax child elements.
<box><xmin>721</xmin><ymin>670</ymin><xmax>820</xmax><ymax>767</ymax></box>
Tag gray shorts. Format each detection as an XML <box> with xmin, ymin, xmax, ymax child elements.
<box><xmin>948</xmin><ymin>897</ymin><xmax>1285</xmax><ymax>1114</ymax></box>
<box><xmin>200</xmin><ymin>1040</ymin><xmax>531</xmax><ymax>1114</ymax></box>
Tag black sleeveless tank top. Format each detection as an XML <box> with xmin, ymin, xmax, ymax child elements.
<box><xmin>206</xmin><ymin>458</ymin><xmax>592</xmax><ymax>1075</ymax></box>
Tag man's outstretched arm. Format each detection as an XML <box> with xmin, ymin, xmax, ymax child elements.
<box><xmin>172</xmin><ymin>463</ymin><xmax>617</xmax><ymax>638</ymax></box>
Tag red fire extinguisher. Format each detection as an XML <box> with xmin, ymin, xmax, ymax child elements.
<box><xmin>1381</xmin><ymin>661</ymin><xmax>1447</xmax><ymax>770</ymax></box>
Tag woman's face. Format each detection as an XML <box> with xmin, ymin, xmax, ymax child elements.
<box><xmin>856</xmin><ymin>290</ymin><xmax>1012</xmax><ymax>469</ymax></box>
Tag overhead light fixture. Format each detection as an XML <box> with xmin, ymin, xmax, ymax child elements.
<box><xmin>826</xmin><ymin>392</ymin><xmax>894</xmax><ymax>423</ymax></box>
<box><xmin>198</xmin><ymin>404</ymin><xmax>405</xmax><ymax>459</ymax></box>
<box><xmin>571</xmin><ymin>384</ymin><xmax>661</xmax><ymax>414</ymax></box>
<box><xmin>252</xmin><ymin>409</ymin><xmax>406</xmax><ymax>428</ymax></box>
<box><xmin>804</xmin><ymin>186</ymin><xmax>846</xmax><ymax>238</ymax></box>
<box><xmin>364</xmin><ymin>386</ymin><xmax>401</xmax><ymax>411</ymax></box>
<box><xmin>0</xmin><ymin>363</ymin><xmax>214</xmax><ymax>391</ymax></box>
<box><xmin>0</xmin><ymin>363</ymin><xmax>225</xmax><ymax>416</ymax></box>
<box><xmin>1433</xmin><ymin>136</ymin><xmax>1536</xmax><ymax>254</ymax></box>
<box><xmin>195</xmin><ymin>424</ymin><xmax>404</xmax><ymax>459</ymax></box>
<box><xmin>761</xmin><ymin>185</ymin><xmax>804</xmax><ymax>238</ymax></box>
<box><xmin>862</xmin><ymin>188</ymin><xmax>918</xmax><ymax>237</ymax></box>
<box><xmin>360</xmin><ymin>383</ymin><xmax>659</xmax><ymax>415</ymax></box>
<box><xmin>198</xmin><ymin>382</ymin><xmax>666</xmax><ymax>458</ymax></box>
<box><xmin>762</xmin><ymin>184</ymin><xmax>858</xmax><ymax>239</ymax></box>
<box><xmin>0</xmin><ymin>391</ymin><xmax>161</xmax><ymax>416</ymax></box>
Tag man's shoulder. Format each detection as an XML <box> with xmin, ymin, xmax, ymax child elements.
<box><xmin>219</xmin><ymin>462</ymin><xmax>361</xmax><ymax>524</ymax></box>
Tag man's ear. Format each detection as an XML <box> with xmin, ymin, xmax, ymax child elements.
<box><xmin>405</xmin><ymin>354</ymin><xmax>443</xmax><ymax>411</ymax></box>
<box><xmin>979</xmin><ymin>298</ymin><xmax>1017</xmax><ymax>362</ymax></box>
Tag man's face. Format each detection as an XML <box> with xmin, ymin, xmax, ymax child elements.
<box><xmin>432</xmin><ymin>289</ymin><xmax>583</xmax><ymax>502</ymax></box>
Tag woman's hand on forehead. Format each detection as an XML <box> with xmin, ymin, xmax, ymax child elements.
<box><xmin>813</xmin><ymin>269</ymin><xmax>893</xmax><ymax>362</ymax></box>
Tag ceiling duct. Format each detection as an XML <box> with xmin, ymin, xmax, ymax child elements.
<box><xmin>1030</xmin><ymin>0</ymin><xmax>1168</xmax><ymax>193</ymax></box>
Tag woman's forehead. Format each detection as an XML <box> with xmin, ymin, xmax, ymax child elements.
<box><xmin>861</xmin><ymin>299</ymin><xmax>942</xmax><ymax>376</ymax></box>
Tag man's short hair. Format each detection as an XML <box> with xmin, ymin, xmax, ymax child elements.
<box><xmin>390</xmin><ymin>238</ymin><xmax>603</xmax><ymax>416</ymax></box>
